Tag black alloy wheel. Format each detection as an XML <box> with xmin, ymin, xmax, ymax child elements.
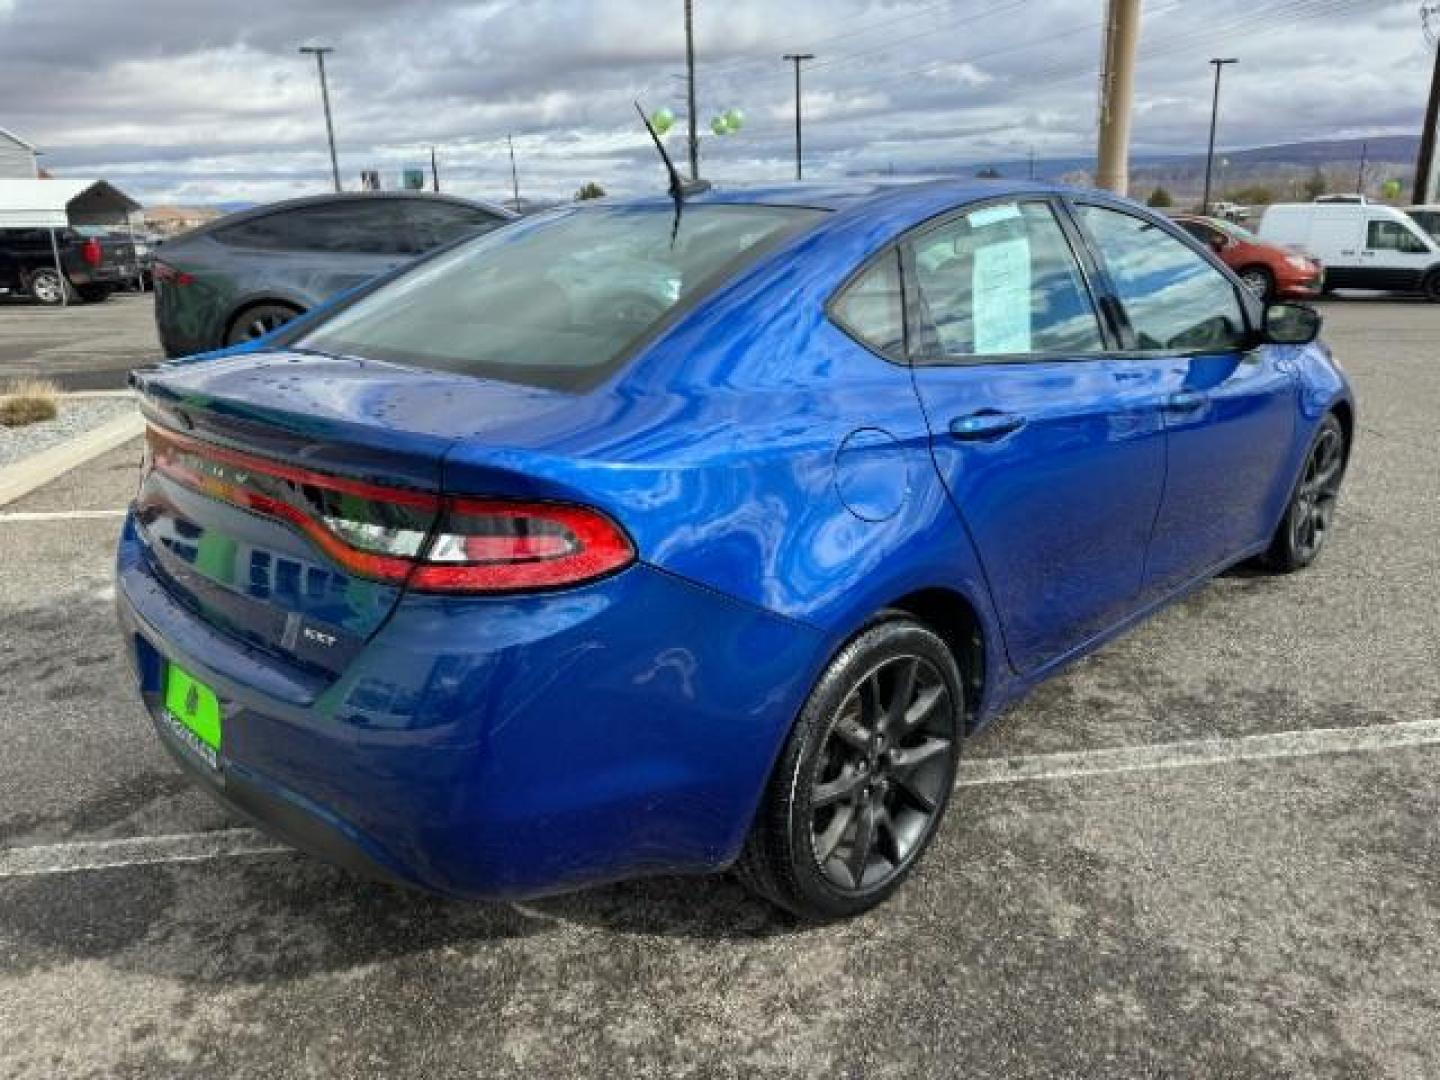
<box><xmin>737</xmin><ymin>617</ymin><xmax>963</xmax><ymax>920</ymax></box>
<box><xmin>809</xmin><ymin>654</ymin><xmax>956</xmax><ymax>892</ymax></box>
<box><xmin>1264</xmin><ymin>413</ymin><xmax>1347</xmax><ymax>572</ymax></box>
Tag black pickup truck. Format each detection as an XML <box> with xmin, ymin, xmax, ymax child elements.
<box><xmin>0</xmin><ymin>226</ymin><xmax>138</xmax><ymax>304</ymax></box>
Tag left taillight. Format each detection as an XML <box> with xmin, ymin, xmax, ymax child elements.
<box><xmin>413</xmin><ymin>499</ymin><xmax>634</xmax><ymax>592</ymax></box>
<box><xmin>144</xmin><ymin>425</ymin><xmax>634</xmax><ymax>593</ymax></box>
<box><xmin>151</xmin><ymin>261</ymin><xmax>195</xmax><ymax>286</ymax></box>
<box><xmin>81</xmin><ymin>238</ymin><xmax>102</xmax><ymax>267</ymax></box>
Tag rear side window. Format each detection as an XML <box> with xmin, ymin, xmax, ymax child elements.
<box><xmin>216</xmin><ymin>200</ymin><xmax>411</xmax><ymax>255</ymax></box>
<box><xmin>907</xmin><ymin>201</ymin><xmax>1106</xmax><ymax>360</ymax></box>
<box><xmin>1076</xmin><ymin>204</ymin><xmax>1245</xmax><ymax>353</ymax></box>
<box><xmin>405</xmin><ymin>202</ymin><xmax>505</xmax><ymax>252</ymax></box>
<box><xmin>831</xmin><ymin>251</ymin><xmax>904</xmax><ymax>358</ymax></box>
<box><xmin>295</xmin><ymin>205</ymin><xmax>822</xmax><ymax>391</ymax></box>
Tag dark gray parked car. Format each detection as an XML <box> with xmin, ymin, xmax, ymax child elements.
<box><xmin>152</xmin><ymin>192</ymin><xmax>514</xmax><ymax>357</ymax></box>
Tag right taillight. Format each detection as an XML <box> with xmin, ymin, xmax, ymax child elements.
<box><xmin>144</xmin><ymin>425</ymin><xmax>634</xmax><ymax>593</ymax></box>
<box><xmin>81</xmin><ymin>238</ymin><xmax>102</xmax><ymax>267</ymax></box>
<box><xmin>151</xmin><ymin>261</ymin><xmax>195</xmax><ymax>286</ymax></box>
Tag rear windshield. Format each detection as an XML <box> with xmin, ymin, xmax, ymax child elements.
<box><xmin>295</xmin><ymin>204</ymin><xmax>822</xmax><ymax>390</ymax></box>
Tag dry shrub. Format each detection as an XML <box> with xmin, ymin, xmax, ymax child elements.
<box><xmin>0</xmin><ymin>378</ymin><xmax>61</xmax><ymax>427</ymax></box>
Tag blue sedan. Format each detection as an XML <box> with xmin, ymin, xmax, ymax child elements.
<box><xmin>117</xmin><ymin>180</ymin><xmax>1353</xmax><ymax>919</ymax></box>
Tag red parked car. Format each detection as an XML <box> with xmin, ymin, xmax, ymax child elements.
<box><xmin>1173</xmin><ymin>214</ymin><xmax>1323</xmax><ymax>302</ymax></box>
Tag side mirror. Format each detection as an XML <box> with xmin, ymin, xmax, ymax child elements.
<box><xmin>1208</xmin><ymin>235</ymin><xmax>1228</xmax><ymax>253</ymax></box>
<box><xmin>1263</xmin><ymin>302</ymin><xmax>1322</xmax><ymax>346</ymax></box>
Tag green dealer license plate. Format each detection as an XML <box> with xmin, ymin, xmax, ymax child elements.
<box><xmin>163</xmin><ymin>662</ymin><xmax>222</xmax><ymax>771</ymax></box>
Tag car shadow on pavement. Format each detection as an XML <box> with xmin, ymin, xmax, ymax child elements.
<box><xmin>0</xmin><ymin>853</ymin><xmax>800</xmax><ymax>987</ymax></box>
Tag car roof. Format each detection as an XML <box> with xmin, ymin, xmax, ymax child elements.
<box><xmin>585</xmin><ymin>177</ymin><xmax>1102</xmax><ymax>232</ymax></box>
<box><xmin>194</xmin><ymin>191</ymin><xmax>517</xmax><ymax>236</ymax></box>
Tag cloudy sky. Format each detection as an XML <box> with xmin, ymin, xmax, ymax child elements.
<box><xmin>0</xmin><ymin>0</ymin><xmax>1428</xmax><ymax>205</ymax></box>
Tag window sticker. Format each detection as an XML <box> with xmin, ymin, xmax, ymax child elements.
<box><xmin>972</xmin><ymin>233</ymin><xmax>1032</xmax><ymax>354</ymax></box>
<box><xmin>968</xmin><ymin>203</ymin><xmax>1023</xmax><ymax>229</ymax></box>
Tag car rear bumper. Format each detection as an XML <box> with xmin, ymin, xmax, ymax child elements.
<box><xmin>116</xmin><ymin>512</ymin><xmax>825</xmax><ymax>899</ymax></box>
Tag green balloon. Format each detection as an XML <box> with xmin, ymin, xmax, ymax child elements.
<box><xmin>724</xmin><ymin>108</ymin><xmax>744</xmax><ymax>132</ymax></box>
<box><xmin>711</xmin><ymin>115</ymin><xmax>730</xmax><ymax>136</ymax></box>
<box><xmin>650</xmin><ymin>107</ymin><xmax>675</xmax><ymax>134</ymax></box>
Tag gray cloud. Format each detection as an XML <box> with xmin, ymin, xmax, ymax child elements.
<box><xmin>0</xmin><ymin>0</ymin><xmax>1427</xmax><ymax>204</ymax></box>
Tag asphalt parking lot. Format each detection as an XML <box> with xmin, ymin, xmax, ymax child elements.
<box><xmin>0</xmin><ymin>291</ymin><xmax>159</xmax><ymax>390</ymax></box>
<box><xmin>1</xmin><ymin>297</ymin><xmax>1437</xmax><ymax>1078</ymax></box>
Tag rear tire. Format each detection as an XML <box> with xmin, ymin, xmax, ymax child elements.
<box><xmin>77</xmin><ymin>284</ymin><xmax>113</xmax><ymax>303</ymax></box>
<box><xmin>26</xmin><ymin>268</ymin><xmax>72</xmax><ymax>305</ymax></box>
<box><xmin>736</xmin><ymin>617</ymin><xmax>963</xmax><ymax>921</ymax></box>
<box><xmin>1262</xmin><ymin>413</ymin><xmax>1347</xmax><ymax>573</ymax></box>
<box><xmin>225</xmin><ymin>302</ymin><xmax>302</xmax><ymax>346</ymax></box>
<box><xmin>1239</xmin><ymin>265</ymin><xmax>1274</xmax><ymax>303</ymax></box>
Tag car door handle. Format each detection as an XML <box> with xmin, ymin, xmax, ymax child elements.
<box><xmin>949</xmin><ymin>411</ymin><xmax>1026</xmax><ymax>441</ymax></box>
<box><xmin>1165</xmin><ymin>391</ymin><xmax>1208</xmax><ymax>413</ymax></box>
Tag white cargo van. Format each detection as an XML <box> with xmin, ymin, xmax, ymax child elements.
<box><xmin>1258</xmin><ymin>199</ymin><xmax>1440</xmax><ymax>300</ymax></box>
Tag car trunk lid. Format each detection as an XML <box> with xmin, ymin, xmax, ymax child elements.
<box><xmin>129</xmin><ymin>351</ymin><xmax>593</xmax><ymax>682</ymax></box>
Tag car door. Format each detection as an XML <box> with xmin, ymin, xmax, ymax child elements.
<box><xmin>1360</xmin><ymin>216</ymin><xmax>1435</xmax><ymax>291</ymax></box>
<box><xmin>1070</xmin><ymin>202</ymin><xmax>1296</xmax><ymax>596</ymax></box>
<box><xmin>905</xmin><ymin>198</ymin><xmax>1168</xmax><ymax>675</ymax></box>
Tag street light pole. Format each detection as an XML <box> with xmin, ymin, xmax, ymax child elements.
<box><xmin>299</xmin><ymin>46</ymin><xmax>341</xmax><ymax>192</ymax></box>
<box><xmin>684</xmin><ymin>0</ymin><xmax>699</xmax><ymax>180</ymax></box>
<box><xmin>1201</xmin><ymin>58</ymin><xmax>1237</xmax><ymax>215</ymax></box>
<box><xmin>507</xmin><ymin>134</ymin><xmax>521</xmax><ymax>212</ymax></box>
<box><xmin>782</xmin><ymin>53</ymin><xmax>815</xmax><ymax>181</ymax></box>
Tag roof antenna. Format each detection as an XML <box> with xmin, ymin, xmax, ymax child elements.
<box><xmin>635</xmin><ymin>100</ymin><xmax>709</xmax><ymax>244</ymax></box>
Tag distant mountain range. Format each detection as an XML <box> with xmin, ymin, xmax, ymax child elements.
<box><xmin>897</xmin><ymin>135</ymin><xmax>1422</xmax><ymax>197</ymax></box>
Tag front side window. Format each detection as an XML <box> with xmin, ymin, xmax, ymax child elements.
<box><xmin>1178</xmin><ymin>220</ymin><xmax>1222</xmax><ymax>247</ymax></box>
<box><xmin>907</xmin><ymin>200</ymin><xmax>1106</xmax><ymax>361</ymax></box>
<box><xmin>1076</xmin><ymin>204</ymin><xmax>1246</xmax><ymax>353</ymax></box>
<box><xmin>297</xmin><ymin>204</ymin><xmax>821</xmax><ymax>390</ymax></box>
<box><xmin>830</xmin><ymin>250</ymin><xmax>904</xmax><ymax>358</ymax></box>
<box><xmin>1367</xmin><ymin>218</ymin><xmax>1430</xmax><ymax>254</ymax></box>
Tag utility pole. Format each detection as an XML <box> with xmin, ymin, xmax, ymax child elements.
<box><xmin>684</xmin><ymin>0</ymin><xmax>700</xmax><ymax>180</ymax></box>
<box><xmin>1201</xmin><ymin>58</ymin><xmax>1238</xmax><ymax>215</ymax></box>
<box><xmin>1356</xmin><ymin>140</ymin><xmax>1368</xmax><ymax>194</ymax></box>
<box><xmin>430</xmin><ymin>146</ymin><xmax>440</xmax><ymax>193</ymax></box>
<box><xmin>1095</xmin><ymin>0</ymin><xmax>1142</xmax><ymax>195</ymax></box>
<box><xmin>1415</xmin><ymin>39</ymin><xmax>1440</xmax><ymax>202</ymax></box>
<box><xmin>507</xmin><ymin>134</ymin><xmax>520</xmax><ymax>212</ymax></box>
<box><xmin>782</xmin><ymin>53</ymin><xmax>815</xmax><ymax>181</ymax></box>
<box><xmin>1028</xmin><ymin>146</ymin><xmax>1036</xmax><ymax>181</ymax></box>
<box><xmin>299</xmin><ymin>45</ymin><xmax>341</xmax><ymax>192</ymax></box>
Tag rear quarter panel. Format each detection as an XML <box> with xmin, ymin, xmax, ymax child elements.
<box><xmin>440</xmin><ymin>209</ymin><xmax>1011</xmax><ymax>711</ymax></box>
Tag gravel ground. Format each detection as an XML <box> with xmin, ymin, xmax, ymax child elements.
<box><xmin>0</xmin><ymin>396</ymin><xmax>137</xmax><ymax>466</ymax></box>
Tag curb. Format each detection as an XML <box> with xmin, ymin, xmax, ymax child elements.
<box><xmin>63</xmin><ymin>390</ymin><xmax>136</xmax><ymax>401</ymax></box>
<box><xmin>0</xmin><ymin>409</ymin><xmax>144</xmax><ymax>507</ymax></box>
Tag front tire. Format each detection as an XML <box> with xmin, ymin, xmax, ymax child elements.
<box><xmin>736</xmin><ymin>617</ymin><xmax>963</xmax><ymax>920</ymax></box>
<box><xmin>1422</xmin><ymin>270</ymin><xmax>1440</xmax><ymax>303</ymax></box>
<box><xmin>1262</xmin><ymin>413</ymin><xmax>1347</xmax><ymax>572</ymax></box>
<box><xmin>1239</xmin><ymin>265</ymin><xmax>1274</xmax><ymax>303</ymax></box>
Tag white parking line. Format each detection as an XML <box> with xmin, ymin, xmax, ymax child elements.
<box><xmin>0</xmin><ymin>509</ymin><xmax>127</xmax><ymax>522</ymax></box>
<box><xmin>0</xmin><ymin>829</ymin><xmax>287</xmax><ymax>878</ymax></box>
<box><xmin>958</xmin><ymin>718</ymin><xmax>1440</xmax><ymax>786</ymax></box>
<box><xmin>2</xmin><ymin>718</ymin><xmax>1438</xmax><ymax>880</ymax></box>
